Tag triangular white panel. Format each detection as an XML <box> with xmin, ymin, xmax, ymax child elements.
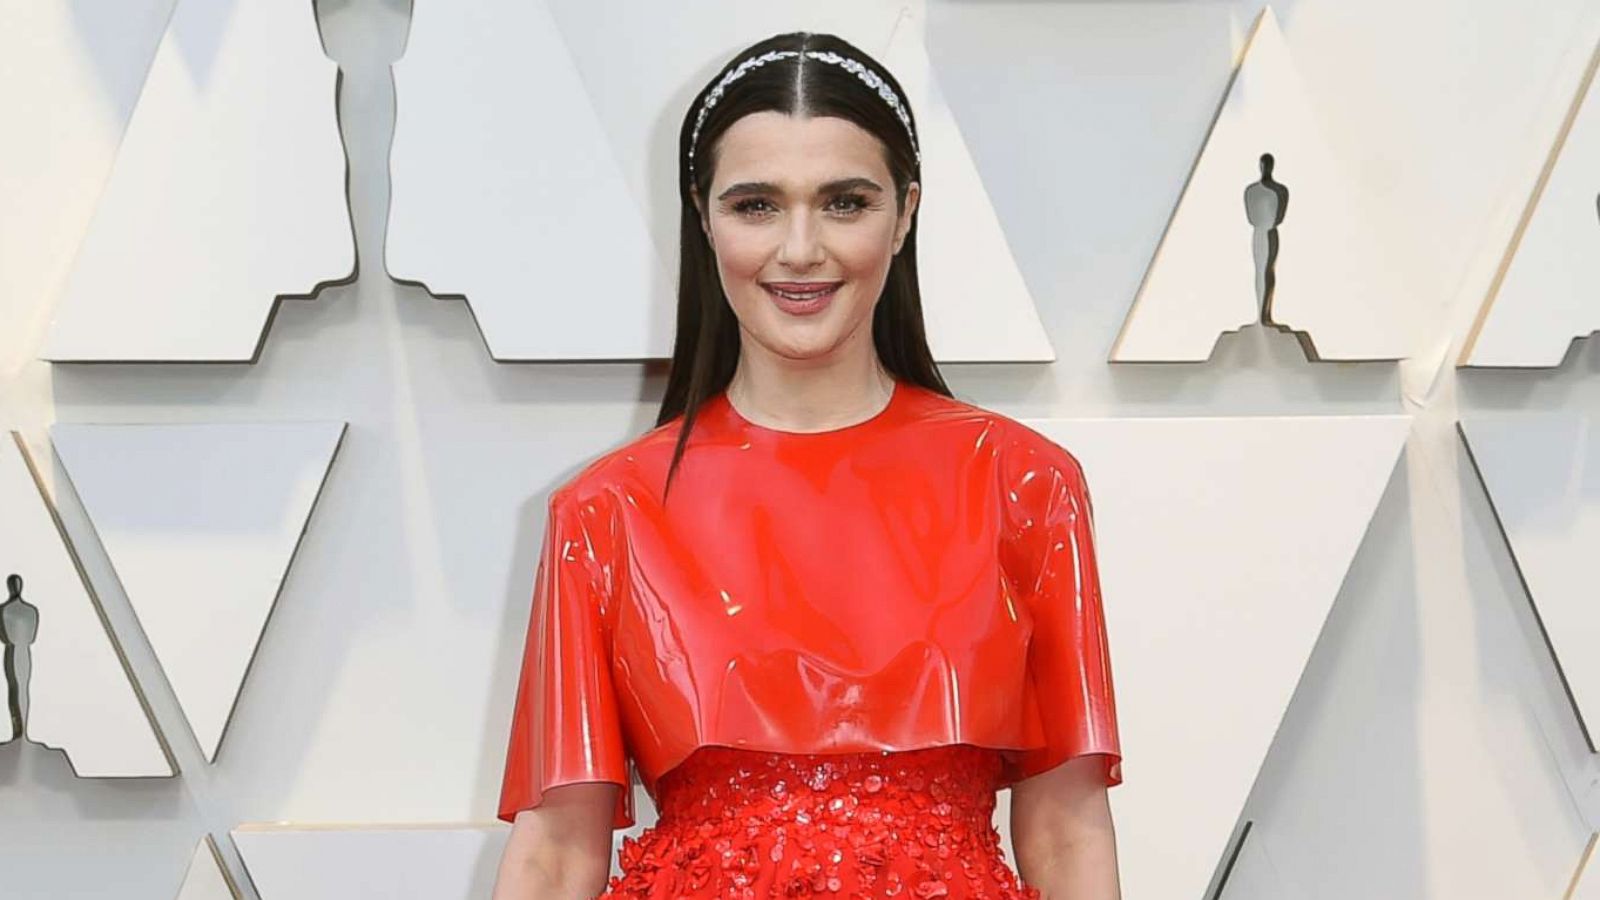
<box><xmin>386</xmin><ymin>0</ymin><xmax>670</xmax><ymax>360</ymax></box>
<box><xmin>878</xmin><ymin>7</ymin><xmax>1054</xmax><ymax>362</ymax></box>
<box><xmin>1572</xmin><ymin>833</ymin><xmax>1600</xmax><ymax>900</ymax></box>
<box><xmin>1461</xmin><ymin>55</ymin><xmax>1600</xmax><ymax>368</ymax></box>
<box><xmin>1215</xmin><ymin>827</ymin><xmax>1311</xmax><ymax>900</ymax></box>
<box><xmin>234</xmin><ymin>825</ymin><xmax>509</xmax><ymax>900</ymax></box>
<box><xmin>1023</xmin><ymin>415</ymin><xmax>1410</xmax><ymax>899</ymax></box>
<box><xmin>0</xmin><ymin>3</ymin><xmax>173</xmax><ymax>371</ymax></box>
<box><xmin>1458</xmin><ymin>414</ymin><xmax>1600</xmax><ymax>743</ymax></box>
<box><xmin>42</xmin><ymin>0</ymin><xmax>353</xmax><ymax>363</ymax></box>
<box><xmin>0</xmin><ymin>433</ymin><xmax>170</xmax><ymax>775</ymax></box>
<box><xmin>175</xmin><ymin>837</ymin><xmax>239</xmax><ymax>900</ymax></box>
<box><xmin>51</xmin><ymin>422</ymin><xmax>345</xmax><ymax>762</ymax></box>
<box><xmin>1111</xmin><ymin>7</ymin><xmax>1409</xmax><ymax>362</ymax></box>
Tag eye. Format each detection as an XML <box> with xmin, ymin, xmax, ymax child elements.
<box><xmin>731</xmin><ymin>197</ymin><xmax>776</xmax><ymax>217</ymax></box>
<box><xmin>827</xmin><ymin>193</ymin><xmax>870</xmax><ymax>215</ymax></box>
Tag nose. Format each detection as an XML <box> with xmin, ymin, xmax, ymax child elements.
<box><xmin>775</xmin><ymin>207</ymin><xmax>825</xmax><ymax>271</ymax></box>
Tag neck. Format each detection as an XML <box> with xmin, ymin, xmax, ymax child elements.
<box><xmin>724</xmin><ymin>344</ymin><xmax>896</xmax><ymax>433</ymax></box>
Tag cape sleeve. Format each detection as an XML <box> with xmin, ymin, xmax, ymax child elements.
<box><xmin>497</xmin><ymin>486</ymin><xmax>634</xmax><ymax>828</ymax></box>
<box><xmin>1001</xmin><ymin>429</ymin><xmax>1123</xmax><ymax>787</ymax></box>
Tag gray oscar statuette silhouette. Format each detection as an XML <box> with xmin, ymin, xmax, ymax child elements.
<box><xmin>1244</xmin><ymin>152</ymin><xmax>1290</xmax><ymax>327</ymax></box>
<box><xmin>2</xmin><ymin>573</ymin><xmax>40</xmax><ymax>738</ymax></box>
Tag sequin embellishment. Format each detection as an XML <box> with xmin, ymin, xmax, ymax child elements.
<box><xmin>600</xmin><ymin>745</ymin><xmax>1041</xmax><ymax>899</ymax></box>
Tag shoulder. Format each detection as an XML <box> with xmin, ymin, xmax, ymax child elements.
<box><xmin>909</xmin><ymin>385</ymin><xmax>1086</xmax><ymax>482</ymax></box>
<box><xmin>996</xmin><ymin>414</ymin><xmax>1087</xmax><ymax>483</ymax></box>
<box><xmin>547</xmin><ymin>415</ymin><xmax>686</xmax><ymax>510</ymax></box>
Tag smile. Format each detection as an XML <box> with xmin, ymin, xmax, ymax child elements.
<box><xmin>762</xmin><ymin>281</ymin><xmax>843</xmax><ymax>316</ymax></box>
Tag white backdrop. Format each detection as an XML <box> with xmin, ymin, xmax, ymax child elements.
<box><xmin>2</xmin><ymin>0</ymin><xmax>1599</xmax><ymax>898</ymax></box>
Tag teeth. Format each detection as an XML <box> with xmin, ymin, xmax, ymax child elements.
<box><xmin>772</xmin><ymin>286</ymin><xmax>833</xmax><ymax>300</ymax></box>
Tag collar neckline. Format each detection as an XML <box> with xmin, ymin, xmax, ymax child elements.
<box><xmin>714</xmin><ymin>378</ymin><xmax>907</xmax><ymax>438</ymax></box>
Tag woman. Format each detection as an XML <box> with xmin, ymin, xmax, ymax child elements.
<box><xmin>492</xmin><ymin>30</ymin><xmax>1123</xmax><ymax>899</ymax></box>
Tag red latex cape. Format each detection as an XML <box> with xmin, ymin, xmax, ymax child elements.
<box><xmin>498</xmin><ymin>380</ymin><xmax>1122</xmax><ymax>828</ymax></box>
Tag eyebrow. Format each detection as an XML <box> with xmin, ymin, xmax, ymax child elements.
<box><xmin>715</xmin><ymin>177</ymin><xmax>885</xmax><ymax>201</ymax></box>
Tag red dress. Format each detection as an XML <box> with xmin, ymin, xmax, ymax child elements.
<box><xmin>498</xmin><ymin>380</ymin><xmax>1122</xmax><ymax>898</ymax></box>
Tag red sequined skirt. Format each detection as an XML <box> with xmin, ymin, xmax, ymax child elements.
<box><xmin>600</xmin><ymin>744</ymin><xmax>1040</xmax><ymax>899</ymax></box>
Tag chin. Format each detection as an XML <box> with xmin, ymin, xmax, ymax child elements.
<box><xmin>731</xmin><ymin>289</ymin><xmax>876</xmax><ymax>360</ymax></box>
<box><xmin>759</xmin><ymin>334</ymin><xmax>845</xmax><ymax>362</ymax></box>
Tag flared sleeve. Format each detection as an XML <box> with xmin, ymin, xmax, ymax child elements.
<box><xmin>497</xmin><ymin>486</ymin><xmax>634</xmax><ymax>828</ymax></box>
<box><xmin>1001</xmin><ymin>429</ymin><xmax>1123</xmax><ymax>787</ymax></box>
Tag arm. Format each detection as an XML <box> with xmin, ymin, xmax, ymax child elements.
<box><xmin>493</xmin><ymin>782</ymin><xmax>619</xmax><ymax>899</ymax></box>
<box><xmin>1009</xmin><ymin>754</ymin><xmax>1122</xmax><ymax>900</ymax></box>
<box><xmin>1000</xmin><ymin>429</ymin><xmax>1124</xmax><ymax>898</ymax></box>
<box><xmin>495</xmin><ymin>487</ymin><xmax>632</xmax><ymax>895</ymax></box>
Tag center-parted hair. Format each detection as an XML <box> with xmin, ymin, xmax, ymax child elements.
<box><xmin>657</xmin><ymin>31</ymin><xmax>952</xmax><ymax>500</ymax></box>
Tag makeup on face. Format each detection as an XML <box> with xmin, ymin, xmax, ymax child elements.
<box><xmin>702</xmin><ymin>112</ymin><xmax>911</xmax><ymax>359</ymax></box>
<box><xmin>714</xmin><ymin>176</ymin><xmax>888</xmax><ymax>318</ymax></box>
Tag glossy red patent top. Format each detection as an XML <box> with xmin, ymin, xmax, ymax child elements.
<box><xmin>498</xmin><ymin>379</ymin><xmax>1122</xmax><ymax>828</ymax></box>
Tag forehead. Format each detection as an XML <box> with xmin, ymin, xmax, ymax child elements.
<box><xmin>710</xmin><ymin>111</ymin><xmax>890</xmax><ymax>187</ymax></box>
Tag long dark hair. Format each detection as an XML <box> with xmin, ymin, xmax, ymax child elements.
<box><xmin>657</xmin><ymin>30</ymin><xmax>952</xmax><ymax>500</ymax></box>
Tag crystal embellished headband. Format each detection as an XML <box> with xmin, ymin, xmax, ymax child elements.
<box><xmin>687</xmin><ymin>48</ymin><xmax>922</xmax><ymax>180</ymax></box>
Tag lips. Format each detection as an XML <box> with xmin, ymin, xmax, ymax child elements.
<box><xmin>762</xmin><ymin>281</ymin><xmax>843</xmax><ymax>316</ymax></box>
<box><xmin>765</xmin><ymin>281</ymin><xmax>843</xmax><ymax>296</ymax></box>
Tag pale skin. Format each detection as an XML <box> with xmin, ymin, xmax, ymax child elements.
<box><xmin>492</xmin><ymin>110</ymin><xmax>1120</xmax><ymax>899</ymax></box>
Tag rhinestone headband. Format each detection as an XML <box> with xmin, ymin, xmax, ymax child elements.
<box><xmin>687</xmin><ymin>48</ymin><xmax>922</xmax><ymax>180</ymax></box>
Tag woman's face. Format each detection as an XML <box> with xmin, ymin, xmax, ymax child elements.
<box><xmin>695</xmin><ymin>111</ymin><xmax>920</xmax><ymax>363</ymax></box>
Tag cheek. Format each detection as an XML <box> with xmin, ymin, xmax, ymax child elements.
<box><xmin>830</xmin><ymin>226</ymin><xmax>897</xmax><ymax>277</ymax></box>
<box><xmin>708</xmin><ymin>225</ymin><xmax>772</xmax><ymax>280</ymax></box>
